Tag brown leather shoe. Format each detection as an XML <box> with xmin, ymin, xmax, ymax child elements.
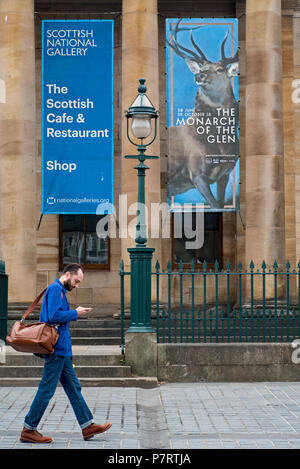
<box><xmin>82</xmin><ymin>422</ymin><xmax>112</xmax><ymax>440</ymax></box>
<box><xmin>20</xmin><ymin>427</ymin><xmax>52</xmax><ymax>443</ymax></box>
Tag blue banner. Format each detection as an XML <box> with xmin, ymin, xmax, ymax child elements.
<box><xmin>41</xmin><ymin>20</ymin><xmax>114</xmax><ymax>214</ymax></box>
<box><xmin>166</xmin><ymin>18</ymin><xmax>239</xmax><ymax>212</ymax></box>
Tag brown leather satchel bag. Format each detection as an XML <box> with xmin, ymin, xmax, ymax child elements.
<box><xmin>6</xmin><ymin>289</ymin><xmax>59</xmax><ymax>354</ymax></box>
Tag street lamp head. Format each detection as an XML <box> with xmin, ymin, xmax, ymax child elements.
<box><xmin>125</xmin><ymin>78</ymin><xmax>159</xmax><ymax>144</ymax></box>
<box><xmin>124</xmin><ymin>78</ymin><xmax>160</xmax><ymax>249</ymax></box>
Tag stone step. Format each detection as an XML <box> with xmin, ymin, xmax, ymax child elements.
<box><xmin>0</xmin><ymin>377</ymin><xmax>158</xmax><ymax>388</ymax></box>
<box><xmin>71</xmin><ymin>337</ymin><xmax>122</xmax><ymax>345</ymax></box>
<box><xmin>6</xmin><ymin>337</ymin><xmax>122</xmax><ymax>346</ymax></box>
<box><xmin>0</xmin><ymin>365</ymin><xmax>132</xmax><ymax>378</ymax></box>
<box><xmin>70</xmin><ymin>319</ymin><xmax>130</xmax><ymax>328</ymax></box>
<box><xmin>8</xmin><ymin>304</ymin><xmax>40</xmax><ymax>311</ymax></box>
<box><xmin>7</xmin><ymin>316</ymin><xmax>40</xmax><ymax>324</ymax></box>
<box><xmin>7</xmin><ymin>317</ymin><xmax>130</xmax><ymax>325</ymax></box>
<box><xmin>70</xmin><ymin>328</ymin><xmax>123</xmax><ymax>337</ymax></box>
<box><xmin>114</xmin><ymin>312</ymin><xmax>169</xmax><ymax>320</ymax></box>
<box><xmin>2</xmin><ymin>353</ymin><xmax>122</xmax><ymax>366</ymax></box>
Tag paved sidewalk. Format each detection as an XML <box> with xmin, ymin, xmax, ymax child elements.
<box><xmin>1</xmin><ymin>383</ymin><xmax>300</xmax><ymax>449</ymax></box>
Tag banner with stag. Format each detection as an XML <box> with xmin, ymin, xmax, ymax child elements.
<box><xmin>166</xmin><ymin>18</ymin><xmax>239</xmax><ymax>212</ymax></box>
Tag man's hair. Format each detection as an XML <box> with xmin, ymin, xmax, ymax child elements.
<box><xmin>63</xmin><ymin>263</ymin><xmax>84</xmax><ymax>275</ymax></box>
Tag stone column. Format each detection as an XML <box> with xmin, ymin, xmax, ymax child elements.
<box><xmin>122</xmin><ymin>0</ymin><xmax>160</xmax><ymax>377</ymax></box>
<box><xmin>245</xmin><ymin>0</ymin><xmax>285</xmax><ymax>299</ymax></box>
<box><xmin>282</xmin><ymin>13</ymin><xmax>296</xmax><ymax>301</ymax></box>
<box><xmin>0</xmin><ymin>0</ymin><xmax>37</xmax><ymax>302</ymax></box>
<box><xmin>121</xmin><ymin>0</ymin><xmax>161</xmax><ymax>279</ymax></box>
<box><xmin>294</xmin><ymin>10</ymin><xmax>300</xmax><ymax>265</ymax></box>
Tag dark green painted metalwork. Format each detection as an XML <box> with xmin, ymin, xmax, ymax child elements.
<box><xmin>179</xmin><ymin>261</ymin><xmax>183</xmax><ymax>343</ymax></box>
<box><xmin>180</xmin><ymin>309</ymin><xmax>183</xmax><ymax>343</ymax></box>
<box><xmin>233</xmin><ymin>310</ymin><xmax>237</xmax><ymax>341</ymax></box>
<box><xmin>184</xmin><ymin>311</ymin><xmax>188</xmax><ymax>342</ymax></box>
<box><xmin>0</xmin><ymin>261</ymin><xmax>8</xmax><ymax>343</ymax></box>
<box><xmin>221</xmin><ymin>309</ymin><xmax>225</xmax><ymax>342</ymax></box>
<box><xmin>226</xmin><ymin>261</ymin><xmax>231</xmax><ymax>343</ymax></box>
<box><xmin>191</xmin><ymin>259</ymin><xmax>195</xmax><ymax>343</ymax></box>
<box><xmin>127</xmin><ymin>247</ymin><xmax>155</xmax><ymax>333</ymax></box>
<box><xmin>120</xmin><ymin>259</ymin><xmax>300</xmax><ymax>350</ymax></box>
<box><xmin>286</xmin><ymin>260</ymin><xmax>290</xmax><ymax>341</ymax></box>
<box><xmin>203</xmin><ymin>260</ymin><xmax>207</xmax><ymax>343</ymax></box>
<box><xmin>162</xmin><ymin>310</ymin><xmax>166</xmax><ymax>343</ymax></box>
<box><xmin>119</xmin><ymin>260</ymin><xmax>128</xmax><ymax>355</ymax></box>
<box><xmin>275</xmin><ymin>304</ymin><xmax>278</xmax><ymax>342</ymax></box>
<box><xmin>292</xmin><ymin>309</ymin><xmax>296</xmax><ymax>340</ymax></box>
<box><xmin>298</xmin><ymin>260</ymin><xmax>300</xmax><ymax>338</ymax></box>
<box><xmin>209</xmin><ymin>309</ymin><xmax>213</xmax><ymax>343</ymax></box>
<box><xmin>174</xmin><ymin>309</ymin><xmax>178</xmax><ymax>344</ymax></box>
<box><xmin>282</xmin><ymin>309</ymin><xmax>285</xmax><ymax>341</ymax></box>
<box><xmin>155</xmin><ymin>261</ymin><xmax>160</xmax><ymax>343</ymax></box>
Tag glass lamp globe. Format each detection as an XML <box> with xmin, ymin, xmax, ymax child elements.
<box><xmin>131</xmin><ymin>114</ymin><xmax>152</xmax><ymax>139</ymax></box>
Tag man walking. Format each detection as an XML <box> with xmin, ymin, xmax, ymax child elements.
<box><xmin>20</xmin><ymin>263</ymin><xmax>111</xmax><ymax>443</ymax></box>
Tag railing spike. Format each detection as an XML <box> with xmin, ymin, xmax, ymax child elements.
<box><xmin>250</xmin><ymin>260</ymin><xmax>255</xmax><ymax>269</ymax></box>
<box><xmin>155</xmin><ymin>260</ymin><xmax>160</xmax><ymax>271</ymax></box>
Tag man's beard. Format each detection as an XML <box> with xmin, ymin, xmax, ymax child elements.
<box><xmin>63</xmin><ymin>279</ymin><xmax>74</xmax><ymax>291</ymax></box>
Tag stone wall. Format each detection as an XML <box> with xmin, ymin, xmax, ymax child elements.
<box><xmin>157</xmin><ymin>343</ymin><xmax>300</xmax><ymax>382</ymax></box>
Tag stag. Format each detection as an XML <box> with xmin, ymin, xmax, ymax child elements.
<box><xmin>166</xmin><ymin>20</ymin><xmax>239</xmax><ymax>209</ymax></box>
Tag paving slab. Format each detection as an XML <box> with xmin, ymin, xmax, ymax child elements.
<box><xmin>1</xmin><ymin>383</ymin><xmax>300</xmax><ymax>448</ymax></box>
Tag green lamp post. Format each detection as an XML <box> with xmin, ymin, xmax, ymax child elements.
<box><xmin>124</xmin><ymin>78</ymin><xmax>159</xmax><ymax>333</ymax></box>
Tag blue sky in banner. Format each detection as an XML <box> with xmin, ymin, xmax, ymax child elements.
<box><xmin>166</xmin><ymin>18</ymin><xmax>239</xmax><ymax>210</ymax></box>
<box><xmin>42</xmin><ymin>20</ymin><xmax>114</xmax><ymax>214</ymax></box>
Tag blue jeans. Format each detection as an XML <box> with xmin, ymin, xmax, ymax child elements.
<box><xmin>24</xmin><ymin>354</ymin><xmax>94</xmax><ymax>430</ymax></box>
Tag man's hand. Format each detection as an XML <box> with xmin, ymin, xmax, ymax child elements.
<box><xmin>76</xmin><ymin>306</ymin><xmax>93</xmax><ymax>317</ymax></box>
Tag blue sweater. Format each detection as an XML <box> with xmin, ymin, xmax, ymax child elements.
<box><xmin>40</xmin><ymin>279</ymin><xmax>78</xmax><ymax>356</ymax></box>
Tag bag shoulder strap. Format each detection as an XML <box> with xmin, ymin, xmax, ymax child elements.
<box><xmin>21</xmin><ymin>288</ymin><xmax>47</xmax><ymax>321</ymax></box>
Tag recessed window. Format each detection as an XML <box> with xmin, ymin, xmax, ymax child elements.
<box><xmin>59</xmin><ymin>215</ymin><xmax>109</xmax><ymax>270</ymax></box>
<box><xmin>172</xmin><ymin>212</ymin><xmax>222</xmax><ymax>269</ymax></box>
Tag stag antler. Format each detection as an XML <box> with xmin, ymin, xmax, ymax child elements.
<box><xmin>166</xmin><ymin>19</ymin><xmax>208</xmax><ymax>64</ymax></box>
<box><xmin>190</xmin><ymin>29</ymin><xmax>208</xmax><ymax>63</ymax></box>
<box><xmin>167</xmin><ymin>20</ymin><xmax>238</xmax><ymax>66</ymax></box>
<box><xmin>221</xmin><ymin>30</ymin><xmax>238</xmax><ymax>65</ymax></box>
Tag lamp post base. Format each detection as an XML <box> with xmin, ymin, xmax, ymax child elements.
<box><xmin>125</xmin><ymin>331</ymin><xmax>157</xmax><ymax>377</ymax></box>
<box><xmin>127</xmin><ymin>246</ymin><xmax>155</xmax><ymax>332</ymax></box>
